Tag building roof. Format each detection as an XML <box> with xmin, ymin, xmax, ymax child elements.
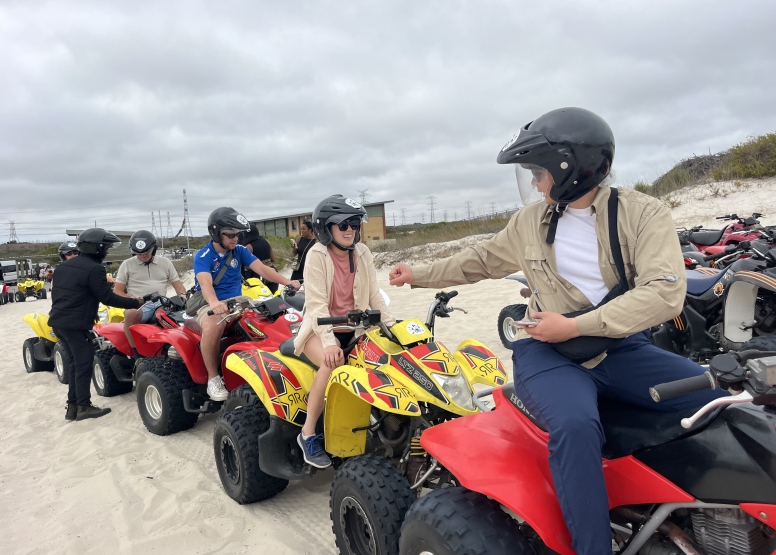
<box><xmin>250</xmin><ymin>200</ymin><xmax>394</xmax><ymax>224</ymax></box>
<box><xmin>66</xmin><ymin>229</ymin><xmax>135</xmax><ymax>237</ymax></box>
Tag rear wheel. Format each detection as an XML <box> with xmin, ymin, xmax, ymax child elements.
<box><xmin>39</xmin><ymin>289</ymin><xmax>47</xmax><ymax>299</ymax></box>
<box><xmin>399</xmin><ymin>487</ymin><xmax>531</xmax><ymax>555</ymax></box>
<box><xmin>331</xmin><ymin>454</ymin><xmax>416</xmax><ymax>555</ymax></box>
<box><xmin>15</xmin><ymin>292</ymin><xmax>25</xmax><ymax>302</ymax></box>
<box><xmin>23</xmin><ymin>338</ymin><xmax>53</xmax><ymax>372</ymax></box>
<box><xmin>53</xmin><ymin>342</ymin><xmax>72</xmax><ymax>384</ymax></box>
<box><xmin>497</xmin><ymin>304</ymin><xmax>528</xmax><ymax>349</ymax></box>
<box><xmin>223</xmin><ymin>383</ymin><xmax>262</xmax><ymax>413</ymax></box>
<box><xmin>136</xmin><ymin>356</ymin><xmax>198</xmax><ymax>435</ymax></box>
<box><xmin>92</xmin><ymin>348</ymin><xmax>133</xmax><ymax>397</ymax></box>
<box><xmin>213</xmin><ymin>405</ymin><xmax>288</xmax><ymax>504</ymax></box>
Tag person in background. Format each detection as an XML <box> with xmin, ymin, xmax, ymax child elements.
<box><xmin>114</xmin><ymin>230</ymin><xmax>187</xmax><ymax>359</ymax></box>
<box><xmin>240</xmin><ymin>223</ymin><xmax>279</xmax><ymax>293</ymax></box>
<box><xmin>49</xmin><ymin>229</ymin><xmax>143</xmax><ymax>421</ymax></box>
<box><xmin>290</xmin><ymin>220</ymin><xmax>316</xmax><ymax>282</ymax></box>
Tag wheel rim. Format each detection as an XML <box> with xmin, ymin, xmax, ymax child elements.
<box><xmin>24</xmin><ymin>346</ymin><xmax>33</xmax><ymax>369</ymax></box>
<box><xmin>144</xmin><ymin>384</ymin><xmax>163</xmax><ymax>420</ymax></box>
<box><xmin>220</xmin><ymin>435</ymin><xmax>241</xmax><ymax>486</ymax></box>
<box><xmin>93</xmin><ymin>360</ymin><xmax>105</xmax><ymax>390</ymax></box>
<box><xmin>340</xmin><ymin>496</ymin><xmax>376</xmax><ymax>555</ymax></box>
<box><xmin>55</xmin><ymin>351</ymin><xmax>64</xmax><ymax>378</ymax></box>
<box><xmin>503</xmin><ymin>316</ymin><xmax>518</xmax><ymax>342</ymax></box>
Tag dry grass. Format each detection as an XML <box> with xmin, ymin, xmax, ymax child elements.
<box><xmin>374</xmin><ymin>218</ymin><xmax>511</xmax><ymax>253</ymax></box>
<box><xmin>711</xmin><ymin>132</ymin><xmax>776</xmax><ymax>181</ymax></box>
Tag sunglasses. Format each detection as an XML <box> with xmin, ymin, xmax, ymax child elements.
<box><xmin>336</xmin><ymin>218</ymin><xmax>362</xmax><ymax>232</ymax></box>
<box><xmin>221</xmin><ymin>231</ymin><xmax>243</xmax><ymax>239</ymax></box>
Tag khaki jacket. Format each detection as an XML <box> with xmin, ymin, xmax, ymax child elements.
<box><xmin>294</xmin><ymin>242</ymin><xmax>396</xmax><ymax>354</ymax></box>
<box><xmin>412</xmin><ymin>186</ymin><xmax>685</xmax><ymax>352</ymax></box>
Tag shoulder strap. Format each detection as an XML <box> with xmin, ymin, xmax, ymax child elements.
<box><xmin>607</xmin><ymin>187</ymin><xmax>629</xmax><ymax>291</ymax></box>
<box><xmin>213</xmin><ymin>251</ymin><xmax>234</xmax><ymax>286</ymax></box>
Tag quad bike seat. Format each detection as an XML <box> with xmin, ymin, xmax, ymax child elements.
<box><xmin>278</xmin><ymin>336</ymin><xmax>359</xmax><ymax>369</ymax></box>
<box><xmin>183</xmin><ymin>319</ymin><xmax>202</xmax><ymax>335</ymax></box>
<box><xmin>685</xmin><ymin>268</ymin><xmax>724</xmax><ymax>296</ymax></box>
<box><xmin>689</xmin><ymin>228</ymin><xmax>726</xmax><ymax>246</ymax></box>
<box><xmin>168</xmin><ymin>310</ymin><xmax>189</xmax><ymax>325</ymax></box>
<box><xmin>283</xmin><ymin>293</ymin><xmax>305</xmax><ymax>312</ymax></box>
<box><xmin>501</xmin><ymin>384</ymin><xmax>702</xmax><ymax>459</ymax></box>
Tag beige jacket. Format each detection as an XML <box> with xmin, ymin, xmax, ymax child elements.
<box><xmin>413</xmin><ymin>186</ymin><xmax>685</xmax><ymax>352</ymax></box>
<box><xmin>294</xmin><ymin>242</ymin><xmax>396</xmax><ymax>354</ymax></box>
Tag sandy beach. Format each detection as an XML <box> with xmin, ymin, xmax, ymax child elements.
<box><xmin>0</xmin><ymin>270</ymin><xmax>518</xmax><ymax>555</ymax></box>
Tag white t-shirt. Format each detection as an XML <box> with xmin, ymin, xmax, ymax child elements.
<box><xmin>554</xmin><ymin>206</ymin><xmax>609</xmax><ymax>306</ymax></box>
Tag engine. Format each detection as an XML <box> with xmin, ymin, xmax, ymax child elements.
<box><xmin>691</xmin><ymin>508</ymin><xmax>775</xmax><ymax>555</ymax></box>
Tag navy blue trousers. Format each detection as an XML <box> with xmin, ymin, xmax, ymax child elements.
<box><xmin>511</xmin><ymin>331</ymin><xmax>726</xmax><ymax>555</ymax></box>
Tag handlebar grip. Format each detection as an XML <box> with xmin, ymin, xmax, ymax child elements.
<box><xmin>317</xmin><ymin>316</ymin><xmax>349</xmax><ymax>325</ymax></box>
<box><xmin>703</xmin><ymin>251</ymin><xmax>729</xmax><ymax>262</ymax></box>
<box><xmin>649</xmin><ymin>372</ymin><xmax>715</xmax><ymax>402</ymax></box>
<box><xmin>447</xmin><ymin>290</ymin><xmax>459</xmax><ymax>299</ymax></box>
<box><xmin>206</xmin><ymin>310</ymin><xmax>214</xmax><ymax>316</ymax></box>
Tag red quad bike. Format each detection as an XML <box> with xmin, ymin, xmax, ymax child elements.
<box><xmin>680</xmin><ymin>214</ymin><xmax>766</xmax><ymax>267</ymax></box>
<box><xmin>91</xmin><ymin>293</ymin><xmax>189</xmax><ymax>398</ymax></box>
<box><xmin>133</xmin><ymin>290</ymin><xmax>302</xmax><ymax>436</ymax></box>
<box><xmin>397</xmin><ymin>349</ymin><xmax>776</xmax><ymax>555</ymax></box>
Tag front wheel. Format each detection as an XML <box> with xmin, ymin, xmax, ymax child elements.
<box><xmin>331</xmin><ymin>454</ymin><xmax>416</xmax><ymax>555</ymax></box>
<box><xmin>136</xmin><ymin>357</ymin><xmax>198</xmax><ymax>435</ymax></box>
<box><xmin>213</xmin><ymin>405</ymin><xmax>288</xmax><ymax>504</ymax></box>
<box><xmin>15</xmin><ymin>292</ymin><xmax>25</xmax><ymax>303</ymax></box>
<box><xmin>399</xmin><ymin>488</ymin><xmax>531</xmax><ymax>555</ymax></box>
<box><xmin>497</xmin><ymin>304</ymin><xmax>528</xmax><ymax>349</ymax></box>
<box><xmin>53</xmin><ymin>342</ymin><xmax>72</xmax><ymax>384</ymax></box>
<box><xmin>23</xmin><ymin>338</ymin><xmax>53</xmax><ymax>373</ymax></box>
<box><xmin>92</xmin><ymin>348</ymin><xmax>133</xmax><ymax>397</ymax></box>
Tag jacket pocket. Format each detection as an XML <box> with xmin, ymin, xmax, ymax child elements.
<box><xmin>606</xmin><ymin>242</ymin><xmax>636</xmax><ymax>283</ymax></box>
<box><xmin>524</xmin><ymin>244</ymin><xmax>557</xmax><ymax>295</ymax></box>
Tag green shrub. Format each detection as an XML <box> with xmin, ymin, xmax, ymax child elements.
<box><xmin>265</xmin><ymin>236</ymin><xmax>294</xmax><ymax>271</ymax></box>
<box><xmin>652</xmin><ymin>167</ymin><xmax>691</xmax><ymax>197</ymax></box>
<box><xmin>173</xmin><ymin>257</ymin><xmax>193</xmax><ymax>275</ymax></box>
<box><xmin>711</xmin><ymin>132</ymin><xmax>776</xmax><ymax>181</ymax></box>
<box><xmin>633</xmin><ymin>181</ymin><xmax>652</xmax><ymax>195</ymax></box>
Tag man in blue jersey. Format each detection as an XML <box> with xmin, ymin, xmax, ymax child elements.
<box><xmin>194</xmin><ymin>207</ymin><xmax>300</xmax><ymax>400</ymax></box>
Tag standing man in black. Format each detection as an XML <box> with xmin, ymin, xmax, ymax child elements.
<box><xmin>240</xmin><ymin>223</ymin><xmax>279</xmax><ymax>293</ymax></box>
<box><xmin>290</xmin><ymin>220</ymin><xmax>316</xmax><ymax>282</ymax></box>
<box><xmin>49</xmin><ymin>228</ymin><xmax>143</xmax><ymax>421</ymax></box>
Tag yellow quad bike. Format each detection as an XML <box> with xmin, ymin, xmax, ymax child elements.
<box><xmin>243</xmin><ymin>277</ymin><xmax>307</xmax><ymax>315</ymax></box>
<box><xmin>21</xmin><ymin>313</ymin><xmax>59</xmax><ymax>375</ymax></box>
<box><xmin>213</xmin><ymin>291</ymin><xmax>507</xmax><ymax>543</ymax></box>
<box><xmin>97</xmin><ymin>303</ymin><xmax>125</xmax><ymax>324</ymax></box>
<box><xmin>241</xmin><ymin>277</ymin><xmax>275</xmax><ymax>301</ymax></box>
<box><xmin>16</xmin><ymin>278</ymin><xmax>47</xmax><ymax>301</ymax></box>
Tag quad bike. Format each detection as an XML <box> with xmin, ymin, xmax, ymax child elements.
<box><xmin>242</xmin><ymin>277</ymin><xmax>276</xmax><ymax>301</ymax></box>
<box><xmin>398</xmin><ymin>346</ymin><xmax>776</xmax><ymax>555</ymax></box>
<box><xmin>651</xmin><ymin>241</ymin><xmax>776</xmax><ymax>362</ymax></box>
<box><xmin>21</xmin><ymin>313</ymin><xmax>58</xmax><ymax>374</ymax></box>
<box><xmin>16</xmin><ymin>278</ymin><xmax>46</xmax><ymax>301</ymax></box>
<box><xmin>212</xmin><ymin>290</ymin><xmax>507</xmax><ymax>554</ymax></box>
<box><xmin>97</xmin><ymin>303</ymin><xmax>125</xmax><ymax>324</ymax></box>
<box><xmin>679</xmin><ymin>213</ymin><xmax>768</xmax><ymax>268</ymax></box>
<box><xmin>497</xmin><ymin>273</ymin><xmax>530</xmax><ymax>348</ymax></box>
<box><xmin>131</xmin><ymin>288</ymin><xmax>302</xmax><ymax>436</ymax></box>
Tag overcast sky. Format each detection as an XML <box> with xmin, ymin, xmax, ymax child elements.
<box><xmin>2</xmin><ymin>0</ymin><xmax>775</xmax><ymax>241</ymax></box>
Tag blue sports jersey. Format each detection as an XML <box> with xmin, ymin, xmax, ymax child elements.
<box><xmin>193</xmin><ymin>242</ymin><xmax>258</xmax><ymax>300</ymax></box>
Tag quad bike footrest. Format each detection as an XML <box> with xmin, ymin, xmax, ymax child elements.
<box><xmin>259</xmin><ymin>416</ymin><xmax>314</xmax><ymax>481</ymax></box>
<box><xmin>110</xmin><ymin>355</ymin><xmax>136</xmax><ymax>383</ymax></box>
<box><xmin>182</xmin><ymin>389</ymin><xmax>223</xmax><ymax>414</ymax></box>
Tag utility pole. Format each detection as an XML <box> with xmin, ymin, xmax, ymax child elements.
<box><xmin>465</xmin><ymin>201</ymin><xmax>473</xmax><ymax>220</ymax></box>
<box><xmin>400</xmin><ymin>208</ymin><xmax>407</xmax><ymax>226</ymax></box>
<box><xmin>392</xmin><ymin>213</ymin><xmax>396</xmax><ymax>227</ymax></box>
<box><xmin>151</xmin><ymin>212</ymin><xmax>157</xmax><ymax>236</ymax></box>
<box><xmin>427</xmin><ymin>195</ymin><xmax>436</xmax><ymax>223</ymax></box>
<box><xmin>357</xmin><ymin>189</ymin><xmax>370</xmax><ymax>206</ymax></box>
<box><xmin>8</xmin><ymin>221</ymin><xmax>19</xmax><ymax>243</ymax></box>
<box><xmin>158</xmin><ymin>210</ymin><xmax>164</xmax><ymax>250</ymax></box>
<box><xmin>421</xmin><ymin>213</ymin><xmax>426</xmax><ymax>224</ymax></box>
<box><xmin>183</xmin><ymin>189</ymin><xmax>192</xmax><ymax>250</ymax></box>
<box><xmin>166</xmin><ymin>212</ymin><xmax>173</xmax><ymax>238</ymax></box>
<box><xmin>491</xmin><ymin>202</ymin><xmax>496</xmax><ymax>217</ymax></box>
<box><xmin>443</xmin><ymin>210</ymin><xmax>448</xmax><ymax>222</ymax></box>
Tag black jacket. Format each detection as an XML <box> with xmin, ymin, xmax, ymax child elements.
<box><xmin>49</xmin><ymin>255</ymin><xmax>141</xmax><ymax>331</ymax></box>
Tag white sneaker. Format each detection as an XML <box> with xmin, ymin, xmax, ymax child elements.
<box><xmin>207</xmin><ymin>376</ymin><xmax>228</xmax><ymax>401</ymax></box>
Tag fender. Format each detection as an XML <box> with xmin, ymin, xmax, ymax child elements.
<box><xmin>128</xmin><ymin>324</ymin><xmax>165</xmax><ymax>358</ymax></box>
<box><xmin>224</xmin><ymin>350</ymin><xmax>315</xmax><ymax>425</ymax></box>
<box><xmin>22</xmin><ymin>313</ymin><xmax>58</xmax><ymax>342</ymax></box>
<box><xmin>420</xmin><ymin>387</ymin><xmax>693</xmax><ymax>555</ymax></box>
<box><xmin>454</xmin><ymin>339</ymin><xmax>508</xmax><ymax>388</ymax></box>
<box><xmin>93</xmin><ymin>323</ymin><xmax>133</xmax><ymax>356</ymax></box>
<box><xmin>147</xmin><ymin>327</ymin><xmax>208</xmax><ymax>384</ymax></box>
<box><xmin>325</xmin><ymin>363</ymin><xmax>421</xmax><ymax>457</ymax></box>
<box><xmin>723</xmin><ymin>270</ymin><xmax>776</xmax><ymax>345</ymax></box>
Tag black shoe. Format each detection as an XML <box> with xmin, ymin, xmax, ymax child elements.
<box><xmin>65</xmin><ymin>403</ymin><xmax>77</xmax><ymax>421</ymax></box>
<box><xmin>75</xmin><ymin>404</ymin><xmax>111</xmax><ymax>421</ymax></box>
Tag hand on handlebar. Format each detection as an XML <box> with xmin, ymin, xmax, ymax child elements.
<box><xmin>323</xmin><ymin>345</ymin><xmax>344</xmax><ymax>368</ymax></box>
<box><xmin>288</xmin><ymin>280</ymin><xmax>301</xmax><ymax>291</ymax></box>
<box><xmin>389</xmin><ymin>263</ymin><xmax>413</xmax><ymax>287</ymax></box>
<box><xmin>209</xmin><ymin>301</ymin><xmax>229</xmax><ymax>316</ymax></box>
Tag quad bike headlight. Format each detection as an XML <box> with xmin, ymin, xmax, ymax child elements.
<box><xmin>97</xmin><ymin>310</ymin><xmax>108</xmax><ymax>323</ymax></box>
<box><xmin>431</xmin><ymin>371</ymin><xmax>474</xmax><ymax>411</ymax></box>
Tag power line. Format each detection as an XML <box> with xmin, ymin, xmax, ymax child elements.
<box><xmin>8</xmin><ymin>221</ymin><xmax>19</xmax><ymax>243</ymax></box>
<box><xmin>151</xmin><ymin>212</ymin><xmax>157</xmax><ymax>236</ymax></box>
<box><xmin>400</xmin><ymin>208</ymin><xmax>408</xmax><ymax>226</ymax></box>
<box><xmin>166</xmin><ymin>212</ymin><xmax>173</xmax><ymax>238</ymax></box>
<box><xmin>465</xmin><ymin>201</ymin><xmax>473</xmax><ymax>220</ymax></box>
<box><xmin>357</xmin><ymin>189</ymin><xmax>370</xmax><ymax>205</ymax></box>
<box><xmin>427</xmin><ymin>196</ymin><xmax>436</xmax><ymax>224</ymax></box>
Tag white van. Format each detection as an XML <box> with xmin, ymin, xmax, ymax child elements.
<box><xmin>1</xmin><ymin>260</ymin><xmax>18</xmax><ymax>285</ymax></box>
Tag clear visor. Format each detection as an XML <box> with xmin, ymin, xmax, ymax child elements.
<box><xmin>515</xmin><ymin>164</ymin><xmax>552</xmax><ymax>206</ymax></box>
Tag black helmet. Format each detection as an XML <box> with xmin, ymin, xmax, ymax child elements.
<box><xmin>207</xmin><ymin>207</ymin><xmax>250</xmax><ymax>247</ymax></box>
<box><xmin>498</xmin><ymin>107</ymin><xmax>614</xmax><ymax>205</ymax></box>
<box><xmin>58</xmin><ymin>241</ymin><xmax>80</xmax><ymax>261</ymax></box>
<box><xmin>76</xmin><ymin>228</ymin><xmax>121</xmax><ymax>260</ymax></box>
<box><xmin>129</xmin><ymin>230</ymin><xmax>158</xmax><ymax>256</ymax></box>
<box><xmin>312</xmin><ymin>195</ymin><xmax>368</xmax><ymax>249</ymax></box>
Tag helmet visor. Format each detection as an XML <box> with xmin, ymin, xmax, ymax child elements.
<box><xmin>327</xmin><ymin>213</ymin><xmax>368</xmax><ymax>225</ymax></box>
<box><xmin>515</xmin><ymin>164</ymin><xmax>552</xmax><ymax>206</ymax></box>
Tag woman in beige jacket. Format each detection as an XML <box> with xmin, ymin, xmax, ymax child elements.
<box><xmin>293</xmin><ymin>195</ymin><xmax>395</xmax><ymax>469</ymax></box>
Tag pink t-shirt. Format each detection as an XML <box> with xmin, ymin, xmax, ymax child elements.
<box><xmin>328</xmin><ymin>247</ymin><xmax>356</xmax><ymax>317</ymax></box>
